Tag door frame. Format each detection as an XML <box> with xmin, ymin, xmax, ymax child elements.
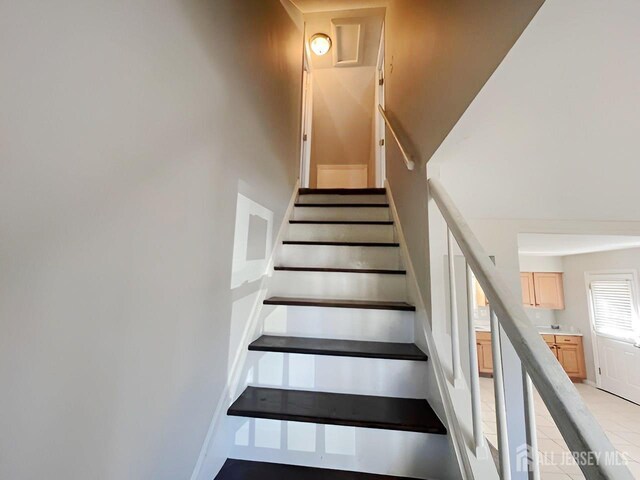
<box><xmin>299</xmin><ymin>31</ymin><xmax>313</xmax><ymax>188</ymax></box>
<box><xmin>374</xmin><ymin>21</ymin><xmax>386</xmax><ymax>188</ymax></box>
<box><xmin>584</xmin><ymin>269</ymin><xmax>640</xmax><ymax>391</ymax></box>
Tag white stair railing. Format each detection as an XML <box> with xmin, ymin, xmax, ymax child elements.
<box><xmin>429</xmin><ymin>177</ymin><xmax>634</xmax><ymax>480</ymax></box>
<box><xmin>378</xmin><ymin>104</ymin><xmax>632</xmax><ymax>478</ymax></box>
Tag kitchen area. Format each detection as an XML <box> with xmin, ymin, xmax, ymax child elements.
<box><xmin>472</xmin><ymin>255</ymin><xmax>586</xmax><ymax>381</ymax></box>
<box><xmin>470</xmin><ymin>233</ymin><xmax>640</xmax><ymax>478</ymax></box>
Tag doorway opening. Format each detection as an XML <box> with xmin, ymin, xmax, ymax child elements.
<box><xmin>516</xmin><ymin>232</ymin><xmax>640</xmax><ymax>404</ymax></box>
<box><xmin>298</xmin><ymin>7</ymin><xmax>386</xmax><ymax>189</ymax></box>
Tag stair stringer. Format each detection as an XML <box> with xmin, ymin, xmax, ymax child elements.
<box><xmin>385</xmin><ymin>180</ymin><xmax>499</xmax><ymax>480</ymax></box>
<box><xmin>190</xmin><ymin>182</ymin><xmax>300</xmax><ymax>480</ymax></box>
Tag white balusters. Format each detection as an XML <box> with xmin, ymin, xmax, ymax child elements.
<box><xmin>522</xmin><ymin>370</ymin><xmax>541</xmax><ymax>480</ymax></box>
<box><xmin>466</xmin><ymin>264</ymin><xmax>485</xmax><ymax>456</ymax></box>
<box><xmin>490</xmin><ymin>309</ymin><xmax>511</xmax><ymax>479</ymax></box>
<box><xmin>447</xmin><ymin>228</ymin><xmax>463</xmax><ymax>387</ymax></box>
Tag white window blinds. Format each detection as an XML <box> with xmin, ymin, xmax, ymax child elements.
<box><xmin>590</xmin><ymin>275</ymin><xmax>639</xmax><ymax>339</ymax></box>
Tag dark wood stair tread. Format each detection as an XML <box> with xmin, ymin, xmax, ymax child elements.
<box><xmin>215</xmin><ymin>459</ymin><xmax>421</xmax><ymax>480</ymax></box>
<box><xmin>228</xmin><ymin>387</ymin><xmax>446</xmax><ymax>434</ymax></box>
<box><xmin>290</xmin><ymin>220</ymin><xmax>394</xmax><ymax>225</ymax></box>
<box><xmin>295</xmin><ymin>203</ymin><xmax>389</xmax><ymax>208</ymax></box>
<box><xmin>249</xmin><ymin>335</ymin><xmax>427</xmax><ymax>361</ymax></box>
<box><xmin>283</xmin><ymin>241</ymin><xmax>399</xmax><ymax>247</ymax></box>
<box><xmin>274</xmin><ymin>266</ymin><xmax>406</xmax><ymax>275</ymax></box>
<box><xmin>263</xmin><ymin>297</ymin><xmax>415</xmax><ymax>311</ymax></box>
<box><xmin>298</xmin><ymin>188</ymin><xmax>386</xmax><ymax>195</ymax></box>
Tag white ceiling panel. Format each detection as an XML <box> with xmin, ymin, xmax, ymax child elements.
<box><xmin>518</xmin><ymin>233</ymin><xmax>640</xmax><ymax>257</ymax></box>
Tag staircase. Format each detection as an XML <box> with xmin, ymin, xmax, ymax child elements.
<box><xmin>215</xmin><ymin>188</ymin><xmax>454</xmax><ymax>480</ymax></box>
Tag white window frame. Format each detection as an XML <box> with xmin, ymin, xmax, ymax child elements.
<box><xmin>585</xmin><ymin>270</ymin><xmax>640</xmax><ymax>345</ymax></box>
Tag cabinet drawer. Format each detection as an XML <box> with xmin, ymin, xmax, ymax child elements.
<box><xmin>542</xmin><ymin>334</ymin><xmax>556</xmax><ymax>345</ymax></box>
<box><xmin>476</xmin><ymin>331</ymin><xmax>491</xmax><ymax>342</ymax></box>
<box><xmin>556</xmin><ymin>335</ymin><xmax>580</xmax><ymax>345</ymax></box>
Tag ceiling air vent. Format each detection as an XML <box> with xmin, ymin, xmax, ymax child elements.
<box><xmin>331</xmin><ymin>18</ymin><xmax>365</xmax><ymax>67</ymax></box>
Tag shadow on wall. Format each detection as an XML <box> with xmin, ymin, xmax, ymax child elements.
<box><xmin>193</xmin><ymin>186</ymin><xmax>278</xmax><ymax>478</ymax></box>
<box><xmin>228</xmin><ymin>189</ymin><xmax>275</xmax><ymax>384</ymax></box>
<box><xmin>231</xmin><ymin>193</ymin><xmax>274</xmax><ymax>289</ymax></box>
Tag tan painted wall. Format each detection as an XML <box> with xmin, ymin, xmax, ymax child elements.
<box><xmin>0</xmin><ymin>1</ymin><xmax>302</xmax><ymax>479</ymax></box>
<box><xmin>383</xmin><ymin>0</ymin><xmax>545</xmax><ymax>297</ymax></box>
<box><xmin>310</xmin><ymin>66</ymin><xmax>376</xmax><ymax>187</ymax></box>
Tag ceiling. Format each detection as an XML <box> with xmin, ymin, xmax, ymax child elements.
<box><xmin>518</xmin><ymin>233</ymin><xmax>640</xmax><ymax>257</ymax></box>
<box><xmin>292</xmin><ymin>0</ymin><xmax>387</xmax><ymax>13</ymax></box>
<box><xmin>304</xmin><ymin>8</ymin><xmax>384</xmax><ymax>70</ymax></box>
<box><xmin>435</xmin><ymin>0</ymin><xmax>640</xmax><ymax>223</ymax></box>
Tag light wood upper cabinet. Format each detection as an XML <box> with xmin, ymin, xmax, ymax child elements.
<box><xmin>520</xmin><ymin>272</ymin><xmax>565</xmax><ymax>310</ymax></box>
<box><xmin>520</xmin><ymin>273</ymin><xmax>536</xmax><ymax>306</ymax></box>
<box><xmin>476</xmin><ymin>331</ymin><xmax>493</xmax><ymax>375</ymax></box>
<box><xmin>533</xmin><ymin>272</ymin><xmax>565</xmax><ymax>309</ymax></box>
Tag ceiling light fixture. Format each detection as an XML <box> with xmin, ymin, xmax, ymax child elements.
<box><xmin>310</xmin><ymin>33</ymin><xmax>332</xmax><ymax>56</ymax></box>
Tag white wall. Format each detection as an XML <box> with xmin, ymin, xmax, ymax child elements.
<box><xmin>436</xmin><ymin>0</ymin><xmax>640</xmax><ymax>222</ymax></box>
<box><xmin>518</xmin><ymin>255</ymin><xmax>563</xmax><ymax>273</ymax></box>
<box><xmin>557</xmin><ymin>247</ymin><xmax>640</xmax><ymax>383</ymax></box>
<box><xmin>0</xmin><ymin>1</ymin><xmax>303</xmax><ymax>479</ymax></box>
<box><xmin>310</xmin><ymin>67</ymin><xmax>376</xmax><ymax>186</ymax></box>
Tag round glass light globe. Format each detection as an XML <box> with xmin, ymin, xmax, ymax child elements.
<box><xmin>310</xmin><ymin>34</ymin><xmax>332</xmax><ymax>56</ymax></box>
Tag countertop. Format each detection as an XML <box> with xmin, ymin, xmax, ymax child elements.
<box><xmin>475</xmin><ymin>325</ymin><xmax>583</xmax><ymax>336</ymax></box>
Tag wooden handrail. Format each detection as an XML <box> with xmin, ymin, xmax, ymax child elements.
<box><xmin>428</xmin><ymin>177</ymin><xmax>633</xmax><ymax>479</ymax></box>
<box><xmin>378</xmin><ymin>105</ymin><xmax>415</xmax><ymax>171</ymax></box>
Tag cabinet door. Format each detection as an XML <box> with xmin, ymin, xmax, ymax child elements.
<box><xmin>557</xmin><ymin>344</ymin><xmax>582</xmax><ymax>377</ymax></box>
<box><xmin>520</xmin><ymin>273</ymin><xmax>535</xmax><ymax>306</ymax></box>
<box><xmin>556</xmin><ymin>336</ymin><xmax>586</xmax><ymax>379</ymax></box>
<box><xmin>533</xmin><ymin>272</ymin><xmax>565</xmax><ymax>309</ymax></box>
<box><xmin>477</xmin><ymin>341</ymin><xmax>494</xmax><ymax>374</ymax></box>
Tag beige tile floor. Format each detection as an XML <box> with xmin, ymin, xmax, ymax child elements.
<box><xmin>479</xmin><ymin>377</ymin><xmax>640</xmax><ymax>479</ymax></box>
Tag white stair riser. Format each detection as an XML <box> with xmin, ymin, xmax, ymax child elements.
<box><xmin>269</xmin><ymin>271</ymin><xmax>407</xmax><ymax>302</ymax></box>
<box><xmin>276</xmin><ymin>245</ymin><xmax>402</xmax><ymax>270</ymax></box>
<box><xmin>287</xmin><ymin>224</ymin><xmax>395</xmax><ymax>243</ymax></box>
<box><xmin>262</xmin><ymin>305</ymin><xmax>414</xmax><ymax>343</ymax></box>
<box><xmin>228</xmin><ymin>418</ymin><xmax>454</xmax><ymax>479</ymax></box>
<box><xmin>297</xmin><ymin>194</ymin><xmax>387</xmax><ymax>204</ymax></box>
<box><xmin>248</xmin><ymin>352</ymin><xmax>427</xmax><ymax>398</ymax></box>
<box><xmin>292</xmin><ymin>206</ymin><xmax>390</xmax><ymax>222</ymax></box>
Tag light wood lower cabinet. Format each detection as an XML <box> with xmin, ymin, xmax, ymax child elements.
<box><xmin>477</xmin><ymin>332</ymin><xmax>586</xmax><ymax>381</ymax></box>
<box><xmin>554</xmin><ymin>335</ymin><xmax>586</xmax><ymax>380</ymax></box>
<box><xmin>476</xmin><ymin>332</ymin><xmax>493</xmax><ymax>376</ymax></box>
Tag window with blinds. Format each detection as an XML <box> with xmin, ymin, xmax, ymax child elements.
<box><xmin>589</xmin><ymin>274</ymin><xmax>640</xmax><ymax>340</ymax></box>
